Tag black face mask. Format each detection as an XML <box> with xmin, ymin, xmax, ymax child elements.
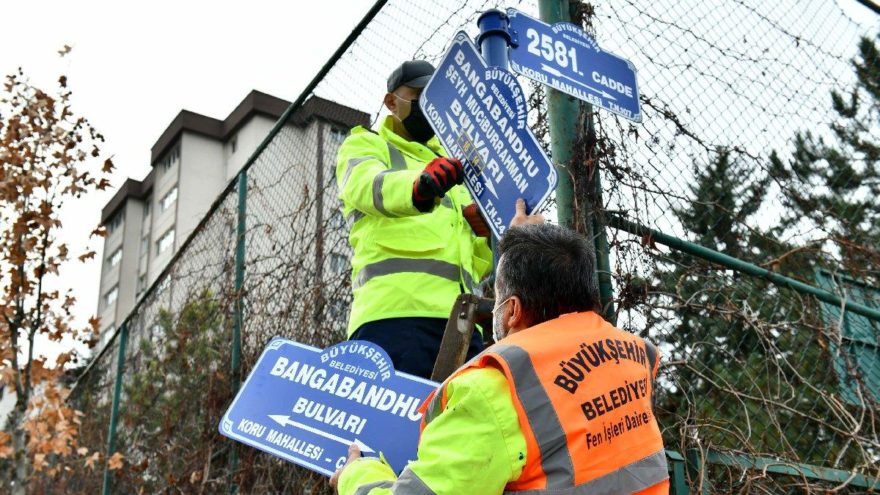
<box><xmin>401</xmin><ymin>98</ymin><xmax>435</xmax><ymax>143</ymax></box>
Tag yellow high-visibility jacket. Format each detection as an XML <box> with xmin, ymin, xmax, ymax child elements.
<box><xmin>337</xmin><ymin>366</ymin><xmax>527</xmax><ymax>494</ymax></box>
<box><xmin>336</xmin><ymin>116</ymin><xmax>492</xmax><ymax>335</ymax></box>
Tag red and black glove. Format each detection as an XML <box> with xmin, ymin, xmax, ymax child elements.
<box><xmin>412</xmin><ymin>157</ymin><xmax>464</xmax><ymax>212</ymax></box>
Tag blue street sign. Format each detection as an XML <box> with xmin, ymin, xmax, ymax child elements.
<box><xmin>507</xmin><ymin>8</ymin><xmax>642</xmax><ymax>122</ymax></box>
<box><xmin>421</xmin><ymin>31</ymin><xmax>557</xmax><ymax>240</ymax></box>
<box><xmin>219</xmin><ymin>339</ymin><xmax>437</xmax><ymax>476</ymax></box>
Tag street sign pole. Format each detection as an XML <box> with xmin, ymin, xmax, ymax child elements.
<box><xmin>476</xmin><ymin>9</ymin><xmax>511</xmax><ymax>282</ymax></box>
<box><xmin>538</xmin><ymin>0</ymin><xmax>616</xmax><ymax>323</ymax></box>
<box><xmin>537</xmin><ymin>0</ymin><xmax>577</xmax><ymax>230</ymax></box>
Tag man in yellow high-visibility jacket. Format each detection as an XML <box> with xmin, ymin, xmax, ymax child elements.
<box><xmin>335</xmin><ymin>60</ymin><xmax>494</xmax><ymax>379</ymax></box>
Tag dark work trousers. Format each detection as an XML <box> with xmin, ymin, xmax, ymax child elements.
<box><xmin>349</xmin><ymin>317</ymin><xmax>484</xmax><ymax>380</ymax></box>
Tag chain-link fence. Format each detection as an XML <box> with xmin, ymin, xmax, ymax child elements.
<box><xmin>54</xmin><ymin>0</ymin><xmax>880</xmax><ymax>493</ymax></box>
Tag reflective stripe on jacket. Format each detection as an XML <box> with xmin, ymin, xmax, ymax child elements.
<box><xmin>336</xmin><ymin>116</ymin><xmax>492</xmax><ymax>335</ymax></box>
<box><xmin>336</xmin><ymin>366</ymin><xmax>526</xmax><ymax>495</ymax></box>
<box><xmin>422</xmin><ymin>311</ymin><xmax>669</xmax><ymax>494</ymax></box>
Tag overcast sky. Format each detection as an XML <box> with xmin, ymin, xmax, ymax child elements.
<box><xmin>1</xmin><ymin>0</ymin><xmax>877</xmax><ymax>364</ymax></box>
<box><xmin>0</xmin><ymin>0</ymin><xmax>377</xmax><ymax>358</ymax></box>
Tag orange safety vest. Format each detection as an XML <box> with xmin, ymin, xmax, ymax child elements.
<box><xmin>421</xmin><ymin>311</ymin><xmax>669</xmax><ymax>494</ymax></box>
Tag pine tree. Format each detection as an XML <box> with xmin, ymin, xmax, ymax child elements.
<box><xmin>650</xmin><ymin>35</ymin><xmax>880</xmax><ymax>475</ymax></box>
<box><xmin>650</xmin><ymin>147</ymin><xmax>836</xmax><ymax>468</ymax></box>
<box><xmin>769</xmin><ymin>35</ymin><xmax>880</xmax><ymax>283</ymax></box>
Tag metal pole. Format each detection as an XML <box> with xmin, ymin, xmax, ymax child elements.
<box><xmin>608</xmin><ymin>215</ymin><xmax>880</xmax><ymax>322</ymax></box>
<box><xmin>587</xmin><ymin>118</ymin><xmax>616</xmax><ymax>324</ymax></box>
<box><xmin>539</xmin><ymin>0</ymin><xmax>577</xmax><ymax>229</ymax></box>
<box><xmin>229</xmin><ymin>170</ymin><xmax>247</xmax><ymax>494</ymax></box>
<box><xmin>313</xmin><ymin>121</ymin><xmax>327</xmax><ymax>322</ymax></box>
<box><xmin>539</xmin><ymin>0</ymin><xmax>615</xmax><ymax>322</ymax></box>
<box><xmin>102</xmin><ymin>322</ymin><xmax>128</xmax><ymax>495</ymax></box>
<box><xmin>477</xmin><ymin>9</ymin><xmax>512</xmax><ymax>280</ymax></box>
<box><xmin>477</xmin><ymin>10</ymin><xmax>511</xmax><ymax>70</ymax></box>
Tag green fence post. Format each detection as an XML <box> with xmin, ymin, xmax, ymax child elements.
<box><xmin>666</xmin><ymin>450</ymin><xmax>690</xmax><ymax>495</ymax></box>
<box><xmin>538</xmin><ymin>0</ymin><xmax>615</xmax><ymax>322</ymax></box>
<box><xmin>229</xmin><ymin>170</ymin><xmax>247</xmax><ymax>493</ymax></box>
<box><xmin>704</xmin><ymin>449</ymin><xmax>880</xmax><ymax>490</ymax></box>
<box><xmin>102</xmin><ymin>322</ymin><xmax>128</xmax><ymax>495</ymax></box>
<box><xmin>586</xmin><ymin>110</ymin><xmax>617</xmax><ymax>324</ymax></box>
<box><xmin>686</xmin><ymin>448</ymin><xmax>709</xmax><ymax>495</ymax></box>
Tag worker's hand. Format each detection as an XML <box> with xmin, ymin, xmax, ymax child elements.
<box><xmin>510</xmin><ymin>199</ymin><xmax>545</xmax><ymax>228</ymax></box>
<box><xmin>329</xmin><ymin>444</ymin><xmax>362</xmax><ymax>490</ymax></box>
<box><xmin>412</xmin><ymin>157</ymin><xmax>464</xmax><ymax>212</ymax></box>
<box><xmin>463</xmin><ymin>203</ymin><xmax>490</xmax><ymax>237</ymax></box>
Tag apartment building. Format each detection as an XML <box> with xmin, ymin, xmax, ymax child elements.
<box><xmin>96</xmin><ymin>90</ymin><xmax>369</xmax><ymax>346</ymax></box>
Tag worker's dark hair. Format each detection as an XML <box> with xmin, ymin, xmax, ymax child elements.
<box><xmin>496</xmin><ymin>224</ymin><xmax>600</xmax><ymax>325</ymax></box>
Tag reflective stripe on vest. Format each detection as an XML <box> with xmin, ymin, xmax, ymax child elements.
<box><xmin>354</xmin><ymin>258</ymin><xmax>461</xmax><ymax>289</ymax></box>
<box><xmin>503</xmin><ymin>450</ymin><xmax>669</xmax><ymax>495</ymax></box>
<box><xmin>341</xmin><ymin>156</ymin><xmax>376</xmax><ymax>189</ymax></box>
<box><xmin>422</xmin><ymin>387</ymin><xmax>446</xmax><ymax>427</ymax></box>
<box><xmin>348</xmin><ymin>210</ymin><xmax>366</xmax><ymax>224</ymax></box>
<box><xmin>343</xmin><ymin>142</ymin><xmax>407</xmax><ymax>187</ymax></box>
<box><xmin>353</xmin><ymin>480</ymin><xmax>393</xmax><ymax>495</ymax></box>
<box><xmin>372</xmin><ymin>169</ymin><xmax>401</xmax><ymax>217</ymax></box>
<box><xmin>394</xmin><ymin>468</ymin><xmax>436</xmax><ymax>494</ymax></box>
<box><xmin>494</xmin><ymin>344</ymin><xmax>575</xmax><ymax>488</ymax></box>
<box><xmin>344</xmin><ymin>141</ymin><xmax>408</xmax><ymax>218</ymax></box>
<box><xmin>346</xmin><ymin>147</ymin><xmax>449</xmax><ymax>225</ymax></box>
<box><xmin>386</xmin><ymin>141</ymin><xmax>407</xmax><ymax>170</ymax></box>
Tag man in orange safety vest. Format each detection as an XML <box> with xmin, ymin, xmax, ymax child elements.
<box><xmin>332</xmin><ymin>223</ymin><xmax>669</xmax><ymax>494</ymax></box>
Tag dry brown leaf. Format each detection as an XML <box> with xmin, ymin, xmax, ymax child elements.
<box><xmin>85</xmin><ymin>452</ymin><xmax>101</xmax><ymax>470</ymax></box>
<box><xmin>33</xmin><ymin>453</ymin><xmax>47</xmax><ymax>472</ymax></box>
<box><xmin>108</xmin><ymin>451</ymin><xmax>124</xmax><ymax>470</ymax></box>
<box><xmin>189</xmin><ymin>470</ymin><xmax>203</xmax><ymax>484</ymax></box>
<box><xmin>90</xmin><ymin>225</ymin><xmax>107</xmax><ymax>238</ymax></box>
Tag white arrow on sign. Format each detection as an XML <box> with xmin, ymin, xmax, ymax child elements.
<box><xmin>445</xmin><ymin>111</ymin><xmax>459</xmax><ymax>134</ymax></box>
<box><xmin>268</xmin><ymin>414</ymin><xmax>375</xmax><ymax>454</ymax></box>
<box><xmin>540</xmin><ymin>64</ymin><xmax>617</xmax><ymax>101</ymax></box>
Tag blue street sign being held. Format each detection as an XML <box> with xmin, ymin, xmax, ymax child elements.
<box><xmin>507</xmin><ymin>8</ymin><xmax>642</xmax><ymax>122</ymax></box>
<box><xmin>219</xmin><ymin>339</ymin><xmax>438</xmax><ymax>476</ymax></box>
<box><xmin>421</xmin><ymin>31</ymin><xmax>557</xmax><ymax>240</ymax></box>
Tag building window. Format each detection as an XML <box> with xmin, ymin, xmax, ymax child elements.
<box><xmin>107</xmin><ymin>212</ymin><xmax>123</xmax><ymax>234</ymax></box>
<box><xmin>140</xmin><ymin>236</ymin><xmax>149</xmax><ymax>258</ymax></box>
<box><xmin>329</xmin><ymin>252</ymin><xmax>348</xmax><ymax>274</ymax></box>
<box><xmin>157</xmin><ymin>228</ymin><xmax>175</xmax><ymax>255</ymax></box>
<box><xmin>330</xmin><ymin>209</ymin><xmax>345</xmax><ymax>230</ymax></box>
<box><xmin>230</xmin><ymin>137</ymin><xmax>237</xmax><ymax>154</ymax></box>
<box><xmin>160</xmin><ymin>186</ymin><xmax>178</xmax><ymax>212</ymax></box>
<box><xmin>105</xmin><ymin>286</ymin><xmax>118</xmax><ymax>307</ymax></box>
<box><xmin>159</xmin><ymin>146</ymin><xmax>180</xmax><ymax>172</ymax></box>
<box><xmin>155</xmin><ymin>276</ymin><xmax>170</xmax><ymax>297</ymax></box>
<box><xmin>328</xmin><ymin>299</ymin><xmax>348</xmax><ymax>320</ymax></box>
<box><xmin>143</xmin><ymin>199</ymin><xmax>151</xmax><ymax>218</ymax></box>
<box><xmin>330</xmin><ymin>127</ymin><xmax>348</xmax><ymax>145</ymax></box>
<box><xmin>136</xmin><ymin>275</ymin><xmax>147</xmax><ymax>298</ymax></box>
<box><xmin>108</xmin><ymin>248</ymin><xmax>122</xmax><ymax>268</ymax></box>
<box><xmin>100</xmin><ymin>326</ymin><xmax>114</xmax><ymax>348</ymax></box>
